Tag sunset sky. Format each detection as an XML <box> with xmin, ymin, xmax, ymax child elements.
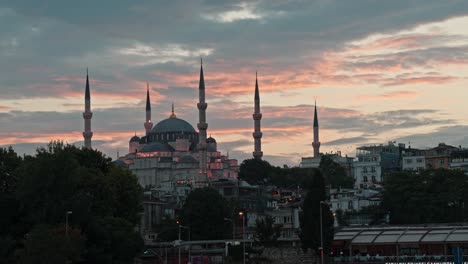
<box><xmin>1</xmin><ymin>1</ymin><xmax>468</xmax><ymax>166</ymax></box>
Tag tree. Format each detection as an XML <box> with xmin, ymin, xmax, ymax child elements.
<box><xmin>180</xmin><ymin>187</ymin><xmax>230</xmax><ymax>240</ymax></box>
<box><xmin>0</xmin><ymin>147</ymin><xmax>23</xmax><ymax>263</ymax></box>
<box><xmin>382</xmin><ymin>168</ymin><xmax>468</xmax><ymax>224</ymax></box>
<box><xmin>7</xmin><ymin>142</ymin><xmax>143</xmax><ymax>263</ymax></box>
<box><xmin>19</xmin><ymin>224</ymin><xmax>85</xmax><ymax>264</ymax></box>
<box><xmin>0</xmin><ymin>146</ymin><xmax>22</xmax><ymax>194</ymax></box>
<box><xmin>319</xmin><ymin>155</ymin><xmax>354</xmax><ymax>189</ymax></box>
<box><xmin>299</xmin><ymin>172</ymin><xmax>334</xmax><ymax>255</ymax></box>
<box><xmin>254</xmin><ymin>216</ymin><xmax>281</xmax><ymax>247</ymax></box>
<box><xmin>239</xmin><ymin>158</ymin><xmax>273</xmax><ymax>185</ymax></box>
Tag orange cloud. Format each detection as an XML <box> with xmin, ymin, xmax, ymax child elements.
<box><xmin>0</xmin><ymin>105</ymin><xmax>13</xmax><ymax>111</ymax></box>
<box><xmin>358</xmin><ymin>90</ymin><xmax>421</xmax><ymax>101</ymax></box>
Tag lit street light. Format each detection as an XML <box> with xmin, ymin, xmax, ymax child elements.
<box><xmin>239</xmin><ymin>211</ymin><xmax>246</xmax><ymax>264</ymax></box>
<box><xmin>65</xmin><ymin>211</ymin><xmax>72</xmax><ymax>238</ymax></box>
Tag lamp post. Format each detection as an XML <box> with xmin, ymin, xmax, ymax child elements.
<box><xmin>224</xmin><ymin>218</ymin><xmax>235</xmax><ymax>240</ymax></box>
<box><xmin>65</xmin><ymin>211</ymin><xmax>72</xmax><ymax>238</ymax></box>
<box><xmin>177</xmin><ymin>221</ymin><xmax>190</xmax><ymax>264</ymax></box>
<box><xmin>239</xmin><ymin>211</ymin><xmax>246</xmax><ymax>264</ymax></box>
<box><xmin>177</xmin><ymin>223</ymin><xmax>181</xmax><ymax>264</ymax></box>
<box><xmin>319</xmin><ymin>201</ymin><xmax>326</xmax><ymax>264</ymax></box>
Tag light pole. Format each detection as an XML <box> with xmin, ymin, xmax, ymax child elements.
<box><xmin>319</xmin><ymin>201</ymin><xmax>326</xmax><ymax>264</ymax></box>
<box><xmin>65</xmin><ymin>211</ymin><xmax>72</xmax><ymax>238</ymax></box>
<box><xmin>239</xmin><ymin>211</ymin><xmax>246</xmax><ymax>264</ymax></box>
<box><xmin>178</xmin><ymin>223</ymin><xmax>181</xmax><ymax>264</ymax></box>
<box><xmin>224</xmin><ymin>218</ymin><xmax>235</xmax><ymax>240</ymax></box>
<box><xmin>177</xmin><ymin>221</ymin><xmax>190</xmax><ymax>264</ymax></box>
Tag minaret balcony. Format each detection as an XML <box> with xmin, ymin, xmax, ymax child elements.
<box><xmin>197</xmin><ymin>102</ymin><xmax>207</xmax><ymax>110</ymax></box>
<box><xmin>83</xmin><ymin>131</ymin><xmax>93</xmax><ymax>138</ymax></box>
<box><xmin>253</xmin><ymin>113</ymin><xmax>262</xmax><ymax>120</ymax></box>
<box><xmin>253</xmin><ymin>132</ymin><xmax>263</xmax><ymax>138</ymax></box>
<box><xmin>253</xmin><ymin>151</ymin><xmax>263</xmax><ymax>158</ymax></box>
<box><xmin>197</xmin><ymin>122</ymin><xmax>208</xmax><ymax>130</ymax></box>
<box><xmin>83</xmin><ymin>112</ymin><xmax>93</xmax><ymax>119</ymax></box>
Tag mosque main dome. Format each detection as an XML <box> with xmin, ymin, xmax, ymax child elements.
<box><xmin>151</xmin><ymin>117</ymin><xmax>196</xmax><ymax>133</ymax></box>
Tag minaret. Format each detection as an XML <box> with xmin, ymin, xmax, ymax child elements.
<box><xmin>144</xmin><ymin>82</ymin><xmax>153</xmax><ymax>134</ymax></box>
<box><xmin>82</xmin><ymin>69</ymin><xmax>93</xmax><ymax>149</ymax></box>
<box><xmin>252</xmin><ymin>72</ymin><xmax>263</xmax><ymax>160</ymax></box>
<box><xmin>197</xmin><ymin>59</ymin><xmax>208</xmax><ymax>179</ymax></box>
<box><xmin>312</xmin><ymin>101</ymin><xmax>320</xmax><ymax>157</ymax></box>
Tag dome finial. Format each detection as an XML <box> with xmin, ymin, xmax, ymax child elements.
<box><xmin>170</xmin><ymin>102</ymin><xmax>176</xmax><ymax>118</ymax></box>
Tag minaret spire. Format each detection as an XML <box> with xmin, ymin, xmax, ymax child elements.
<box><xmin>197</xmin><ymin>59</ymin><xmax>208</xmax><ymax>184</ymax></box>
<box><xmin>312</xmin><ymin>101</ymin><xmax>321</xmax><ymax>158</ymax></box>
<box><xmin>144</xmin><ymin>82</ymin><xmax>153</xmax><ymax>134</ymax></box>
<box><xmin>83</xmin><ymin>69</ymin><xmax>93</xmax><ymax>149</ymax></box>
<box><xmin>253</xmin><ymin>71</ymin><xmax>263</xmax><ymax>160</ymax></box>
<box><xmin>170</xmin><ymin>102</ymin><xmax>176</xmax><ymax>118</ymax></box>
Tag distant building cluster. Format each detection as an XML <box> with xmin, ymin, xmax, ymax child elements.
<box><xmin>80</xmin><ymin>62</ymin><xmax>468</xmax><ymax>244</ymax></box>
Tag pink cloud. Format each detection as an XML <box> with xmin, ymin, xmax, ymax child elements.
<box><xmin>382</xmin><ymin>76</ymin><xmax>457</xmax><ymax>86</ymax></box>
<box><xmin>358</xmin><ymin>90</ymin><xmax>421</xmax><ymax>101</ymax></box>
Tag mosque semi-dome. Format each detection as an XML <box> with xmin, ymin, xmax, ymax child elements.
<box><xmin>140</xmin><ymin>142</ymin><xmax>173</xmax><ymax>152</ymax></box>
<box><xmin>129</xmin><ymin>135</ymin><xmax>141</xmax><ymax>142</ymax></box>
<box><xmin>151</xmin><ymin>117</ymin><xmax>196</xmax><ymax>133</ymax></box>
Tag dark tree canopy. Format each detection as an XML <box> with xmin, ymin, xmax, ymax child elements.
<box><xmin>319</xmin><ymin>155</ymin><xmax>354</xmax><ymax>189</ymax></box>
<box><xmin>0</xmin><ymin>146</ymin><xmax>22</xmax><ymax>194</ymax></box>
<box><xmin>299</xmin><ymin>171</ymin><xmax>334</xmax><ymax>255</ymax></box>
<box><xmin>180</xmin><ymin>187</ymin><xmax>231</xmax><ymax>240</ymax></box>
<box><xmin>19</xmin><ymin>224</ymin><xmax>85</xmax><ymax>264</ymax></box>
<box><xmin>382</xmin><ymin>168</ymin><xmax>468</xmax><ymax>224</ymax></box>
<box><xmin>0</xmin><ymin>142</ymin><xmax>144</xmax><ymax>263</ymax></box>
<box><xmin>254</xmin><ymin>215</ymin><xmax>281</xmax><ymax>246</ymax></box>
<box><xmin>239</xmin><ymin>158</ymin><xmax>324</xmax><ymax>188</ymax></box>
<box><xmin>239</xmin><ymin>158</ymin><xmax>273</xmax><ymax>185</ymax></box>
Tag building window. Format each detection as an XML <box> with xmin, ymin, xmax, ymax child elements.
<box><xmin>416</xmin><ymin>158</ymin><xmax>423</xmax><ymax>163</ymax></box>
<box><xmin>348</xmin><ymin>201</ymin><xmax>353</xmax><ymax>210</ymax></box>
<box><xmin>363</xmin><ymin>167</ymin><xmax>368</xmax><ymax>173</ymax></box>
<box><xmin>440</xmin><ymin>159</ymin><xmax>445</xmax><ymax>165</ymax></box>
<box><xmin>363</xmin><ymin>176</ymin><xmax>368</xmax><ymax>183</ymax></box>
<box><xmin>406</xmin><ymin>159</ymin><xmax>413</xmax><ymax>164</ymax></box>
<box><xmin>371</xmin><ymin>166</ymin><xmax>376</xmax><ymax>173</ymax></box>
<box><xmin>371</xmin><ymin>176</ymin><xmax>376</xmax><ymax>183</ymax></box>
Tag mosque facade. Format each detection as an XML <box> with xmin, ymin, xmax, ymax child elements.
<box><xmin>84</xmin><ymin>62</ymin><xmax>241</xmax><ymax>188</ymax></box>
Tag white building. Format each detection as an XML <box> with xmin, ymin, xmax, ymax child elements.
<box><xmin>353</xmin><ymin>142</ymin><xmax>402</xmax><ymax>189</ymax></box>
<box><xmin>329</xmin><ymin>188</ymin><xmax>381</xmax><ymax>212</ymax></box>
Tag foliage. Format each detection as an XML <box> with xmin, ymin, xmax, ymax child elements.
<box><xmin>0</xmin><ymin>142</ymin><xmax>144</xmax><ymax>263</ymax></box>
<box><xmin>239</xmin><ymin>158</ymin><xmax>326</xmax><ymax>189</ymax></box>
<box><xmin>239</xmin><ymin>158</ymin><xmax>274</xmax><ymax>185</ymax></box>
<box><xmin>154</xmin><ymin>217</ymin><xmax>179</xmax><ymax>242</ymax></box>
<box><xmin>0</xmin><ymin>146</ymin><xmax>22</xmax><ymax>194</ymax></box>
<box><xmin>254</xmin><ymin>216</ymin><xmax>281</xmax><ymax>246</ymax></box>
<box><xmin>382</xmin><ymin>168</ymin><xmax>468</xmax><ymax>224</ymax></box>
<box><xmin>299</xmin><ymin>171</ymin><xmax>334</xmax><ymax>255</ymax></box>
<box><xmin>19</xmin><ymin>224</ymin><xmax>85</xmax><ymax>264</ymax></box>
<box><xmin>180</xmin><ymin>187</ymin><xmax>230</xmax><ymax>240</ymax></box>
<box><xmin>319</xmin><ymin>155</ymin><xmax>354</xmax><ymax>189</ymax></box>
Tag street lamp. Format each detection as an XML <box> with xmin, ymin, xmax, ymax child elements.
<box><xmin>65</xmin><ymin>211</ymin><xmax>72</xmax><ymax>238</ymax></box>
<box><xmin>239</xmin><ymin>211</ymin><xmax>246</xmax><ymax>264</ymax></box>
<box><xmin>177</xmin><ymin>221</ymin><xmax>190</xmax><ymax>264</ymax></box>
<box><xmin>224</xmin><ymin>218</ymin><xmax>235</xmax><ymax>240</ymax></box>
<box><xmin>319</xmin><ymin>201</ymin><xmax>326</xmax><ymax>264</ymax></box>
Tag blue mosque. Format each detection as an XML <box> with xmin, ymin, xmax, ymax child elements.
<box><xmin>82</xmin><ymin>61</ymin><xmax>265</xmax><ymax>188</ymax></box>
